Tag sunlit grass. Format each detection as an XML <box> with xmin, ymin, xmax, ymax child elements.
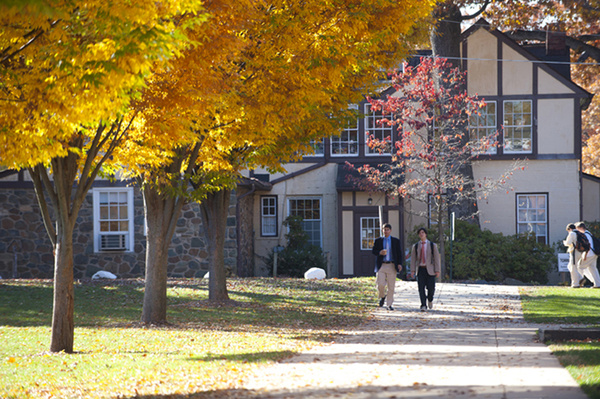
<box><xmin>521</xmin><ymin>286</ymin><xmax>600</xmax><ymax>398</ymax></box>
<box><xmin>520</xmin><ymin>286</ymin><xmax>600</xmax><ymax>325</ymax></box>
<box><xmin>0</xmin><ymin>277</ymin><xmax>375</xmax><ymax>398</ymax></box>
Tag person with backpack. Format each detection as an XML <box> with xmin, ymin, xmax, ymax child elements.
<box><xmin>575</xmin><ymin>222</ymin><xmax>600</xmax><ymax>288</ymax></box>
<box><xmin>563</xmin><ymin>223</ymin><xmax>585</xmax><ymax>288</ymax></box>
<box><xmin>409</xmin><ymin>227</ymin><xmax>441</xmax><ymax>311</ymax></box>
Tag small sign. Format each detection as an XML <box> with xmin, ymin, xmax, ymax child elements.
<box><xmin>558</xmin><ymin>253</ymin><xmax>570</xmax><ymax>273</ymax></box>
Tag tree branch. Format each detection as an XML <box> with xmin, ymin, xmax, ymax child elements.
<box><xmin>28</xmin><ymin>166</ymin><xmax>57</xmax><ymax>246</ymax></box>
<box><xmin>505</xmin><ymin>30</ymin><xmax>600</xmax><ymax>63</ymax></box>
<box><xmin>0</xmin><ymin>19</ymin><xmax>61</xmax><ymax>67</ymax></box>
<box><xmin>460</xmin><ymin>0</ymin><xmax>491</xmax><ymax>21</ymax></box>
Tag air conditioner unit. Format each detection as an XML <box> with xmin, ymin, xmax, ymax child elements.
<box><xmin>100</xmin><ymin>234</ymin><xmax>127</xmax><ymax>251</ymax></box>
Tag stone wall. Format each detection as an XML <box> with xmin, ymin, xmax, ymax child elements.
<box><xmin>0</xmin><ymin>186</ymin><xmax>239</xmax><ymax>279</ymax></box>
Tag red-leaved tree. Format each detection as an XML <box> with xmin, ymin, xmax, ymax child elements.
<box><xmin>351</xmin><ymin>57</ymin><xmax>524</xmax><ymax>278</ymax></box>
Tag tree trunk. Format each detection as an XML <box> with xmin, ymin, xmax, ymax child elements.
<box><xmin>430</xmin><ymin>1</ymin><xmax>463</xmax><ymax>68</ymax></box>
<box><xmin>431</xmin><ymin>1</ymin><xmax>480</xmax><ymax>227</ymax></box>
<box><xmin>50</xmin><ymin>226</ymin><xmax>75</xmax><ymax>353</ymax></box>
<box><xmin>199</xmin><ymin>188</ymin><xmax>231</xmax><ymax>302</ymax></box>
<box><xmin>141</xmin><ymin>184</ymin><xmax>185</xmax><ymax>324</ymax></box>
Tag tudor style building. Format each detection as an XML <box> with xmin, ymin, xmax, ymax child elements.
<box><xmin>0</xmin><ymin>20</ymin><xmax>596</xmax><ymax>281</ymax></box>
<box><xmin>245</xmin><ymin>20</ymin><xmax>594</xmax><ymax>278</ymax></box>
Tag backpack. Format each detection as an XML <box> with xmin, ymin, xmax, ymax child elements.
<box><xmin>574</xmin><ymin>231</ymin><xmax>591</xmax><ymax>253</ymax></box>
<box><xmin>587</xmin><ymin>232</ymin><xmax>600</xmax><ymax>254</ymax></box>
<box><xmin>413</xmin><ymin>241</ymin><xmax>435</xmax><ymax>263</ymax></box>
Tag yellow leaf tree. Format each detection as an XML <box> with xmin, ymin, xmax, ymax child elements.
<box><xmin>0</xmin><ymin>0</ymin><xmax>204</xmax><ymax>352</ymax></box>
<box><xmin>120</xmin><ymin>0</ymin><xmax>435</xmax><ymax>323</ymax></box>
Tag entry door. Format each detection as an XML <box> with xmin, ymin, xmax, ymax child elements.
<box><xmin>353</xmin><ymin>212</ymin><xmax>383</xmax><ymax>277</ymax></box>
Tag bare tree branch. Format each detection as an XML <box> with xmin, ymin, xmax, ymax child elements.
<box><xmin>506</xmin><ymin>30</ymin><xmax>600</xmax><ymax>63</ymax></box>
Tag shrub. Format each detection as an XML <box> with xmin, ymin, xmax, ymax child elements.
<box><xmin>450</xmin><ymin>220</ymin><xmax>554</xmax><ymax>284</ymax></box>
<box><xmin>266</xmin><ymin>216</ymin><xmax>328</xmax><ymax>278</ymax></box>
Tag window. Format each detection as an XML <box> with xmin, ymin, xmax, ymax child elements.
<box><xmin>517</xmin><ymin>194</ymin><xmax>547</xmax><ymax>244</ymax></box>
<box><xmin>361</xmin><ymin>217</ymin><xmax>381</xmax><ymax>250</ymax></box>
<box><xmin>469</xmin><ymin>101</ymin><xmax>497</xmax><ymax>154</ymax></box>
<box><xmin>92</xmin><ymin>187</ymin><xmax>134</xmax><ymax>252</ymax></box>
<box><xmin>308</xmin><ymin>138</ymin><xmax>324</xmax><ymax>156</ymax></box>
<box><xmin>288</xmin><ymin>197</ymin><xmax>322</xmax><ymax>247</ymax></box>
<box><xmin>261</xmin><ymin>196</ymin><xmax>277</xmax><ymax>237</ymax></box>
<box><xmin>365</xmin><ymin>103</ymin><xmax>393</xmax><ymax>155</ymax></box>
<box><xmin>331</xmin><ymin>104</ymin><xmax>359</xmax><ymax>156</ymax></box>
<box><xmin>503</xmin><ymin>100</ymin><xmax>532</xmax><ymax>154</ymax></box>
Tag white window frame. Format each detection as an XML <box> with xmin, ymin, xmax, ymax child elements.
<box><xmin>287</xmin><ymin>197</ymin><xmax>322</xmax><ymax>247</ymax></box>
<box><xmin>469</xmin><ymin>101</ymin><xmax>497</xmax><ymax>154</ymax></box>
<box><xmin>92</xmin><ymin>187</ymin><xmax>135</xmax><ymax>253</ymax></box>
<box><xmin>331</xmin><ymin>104</ymin><xmax>359</xmax><ymax>157</ymax></box>
<box><xmin>503</xmin><ymin>100</ymin><xmax>532</xmax><ymax>154</ymax></box>
<box><xmin>516</xmin><ymin>193</ymin><xmax>548</xmax><ymax>244</ymax></box>
<box><xmin>365</xmin><ymin>103</ymin><xmax>393</xmax><ymax>156</ymax></box>
<box><xmin>360</xmin><ymin>217</ymin><xmax>381</xmax><ymax>250</ymax></box>
<box><xmin>261</xmin><ymin>196</ymin><xmax>278</xmax><ymax>237</ymax></box>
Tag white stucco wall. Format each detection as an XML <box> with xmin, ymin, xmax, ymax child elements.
<box><xmin>466</xmin><ymin>29</ymin><xmax>498</xmax><ymax>96</ymax></box>
<box><xmin>538</xmin><ymin>98</ymin><xmax>575</xmax><ymax>155</ymax></box>
<box><xmin>473</xmin><ymin>159</ymin><xmax>580</xmax><ymax>245</ymax></box>
<box><xmin>582</xmin><ymin>176</ymin><xmax>600</xmax><ymax>222</ymax></box>
<box><xmin>252</xmin><ymin>163</ymin><xmax>339</xmax><ymax>276</ymax></box>
<box><xmin>502</xmin><ymin>44</ymin><xmax>533</xmax><ymax>95</ymax></box>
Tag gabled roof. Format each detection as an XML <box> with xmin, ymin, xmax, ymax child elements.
<box><xmin>461</xmin><ymin>18</ymin><xmax>593</xmax><ymax>109</ymax></box>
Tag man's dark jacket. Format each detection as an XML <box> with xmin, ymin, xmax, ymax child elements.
<box><xmin>372</xmin><ymin>236</ymin><xmax>403</xmax><ymax>274</ymax></box>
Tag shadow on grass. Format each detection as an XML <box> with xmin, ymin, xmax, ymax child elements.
<box><xmin>0</xmin><ymin>278</ymin><xmax>368</xmax><ymax>333</ymax></box>
<box><xmin>187</xmin><ymin>349</ymin><xmax>295</xmax><ymax>363</ymax></box>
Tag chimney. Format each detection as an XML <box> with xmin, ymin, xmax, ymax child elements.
<box><xmin>546</xmin><ymin>27</ymin><xmax>566</xmax><ymax>56</ymax></box>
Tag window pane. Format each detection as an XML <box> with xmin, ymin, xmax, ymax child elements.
<box><xmin>100</xmin><ymin>205</ymin><xmax>109</xmax><ymax>220</ymax></box>
<box><xmin>361</xmin><ymin>217</ymin><xmax>381</xmax><ymax>250</ymax></box>
<box><xmin>516</xmin><ymin>194</ymin><xmax>547</xmax><ymax>244</ymax></box>
<box><xmin>503</xmin><ymin>100</ymin><xmax>532</xmax><ymax>154</ymax></box>
<box><xmin>289</xmin><ymin>198</ymin><xmax>322</xmax><ymax>247</ymax></box>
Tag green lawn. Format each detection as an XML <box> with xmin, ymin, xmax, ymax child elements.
<box><xmin>521</xmin><ymin>286</ymin><xmax>600</xmax><ymax>399</ymax></box>
<box><xmin>0</xmin><ymin>277</ymin><xmax>374</xmax><ymax>398</ymax></box>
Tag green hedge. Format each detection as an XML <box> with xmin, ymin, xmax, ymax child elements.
<box><xmin>450</xmin><ymin>220</ymin><xmax>555</xmax><ymax>284</ymax></box>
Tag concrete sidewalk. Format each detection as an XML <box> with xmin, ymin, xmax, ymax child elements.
<box><xmin>240</xmin><ymin>281</ymin><xmax>588</xmax><ymax>399</ymax></box>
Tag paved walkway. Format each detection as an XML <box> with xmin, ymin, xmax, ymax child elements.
<box><xmin>239</xmin><ymin>282</ymin><xmax>587</xmax><ymax>399</ymax></box>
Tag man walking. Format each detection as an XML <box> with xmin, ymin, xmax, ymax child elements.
<box><xmin>575</xmin><ymin>222</ymin><xmax>600</xmax><ymax>288</ymax></box>
<box><xmin>563</xmin><ymin>223</ymin><xmax>584</xmax><ymax>288</ymax></box>
<box><xmin>409</xmin><ymin>227</ymin><xmax>441</xmax><ymax>311</ymax></box>
<box><xmin>372</xmin><ymin>223</ymin><xmax>403</xmax><ymax>310</ymax></box>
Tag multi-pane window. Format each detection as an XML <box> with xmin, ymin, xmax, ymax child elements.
<box><xmin>503</xmin><ymin>100</ymin><xmax>532</xmax><ymax>154</ymax></box>
<box><xmin>365</xmin><ymin>103</ymin><xmax>393</xmax><ymax>155</ymax></box>
<box><xmin>288</xmin><ymin>197</ymin><xmax>322</xmax><ymax>247</ymax></box>
<box><xmin>360</xmin><ymin>217</ymin><xmax>381</xmax><ymax>250</ymax></box>
<box><xmin>331</xmin><ymin>105</ymin><xmax>359</xmax><ymax>156</ymax></box>
<box><xmin>469</xmin><ymin>101</ymin><xmax>497</xmax><ymax>154</ymax></box>
<box><xmin>261</xmin><ymin>196</ymin><xmax>277</xmax><ymax>237</ymax></box>
<box><xmin>92</xmin><ymin>188</ymin><xmax>134</xmax><ymax>252</ymax></box>
<box><xmin>517</xmin><ymin>194</ymin><xmax>547</xmax><ymax>244</ymax></box>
